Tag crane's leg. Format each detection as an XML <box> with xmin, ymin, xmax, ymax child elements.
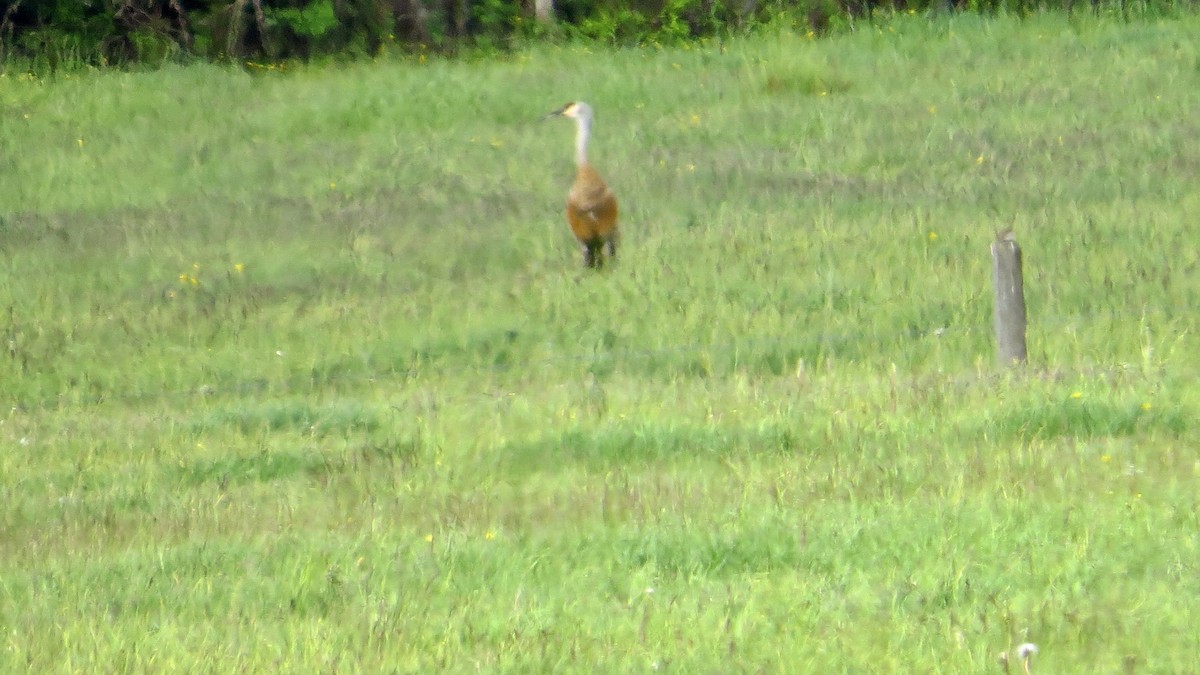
<box><xmin>604</xmin><ymin>230</ymin><xmax>619</xmax><ymax>263</ymax></box>
<box><xmin>582</xmin><ymin>241</ymin><xmax>603</xmax><ymax>269</ymax></box>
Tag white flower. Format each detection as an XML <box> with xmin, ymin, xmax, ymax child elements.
<box><xmin>1017</xmin><ymin>642</ymin><xmax>1038</xmax><ymax>659</ymax></box>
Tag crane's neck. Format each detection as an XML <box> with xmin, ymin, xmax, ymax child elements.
<box><xmin>574</xmin><ymin>115</ymin><xmax>591</xmax><ymax>167</ymax></box>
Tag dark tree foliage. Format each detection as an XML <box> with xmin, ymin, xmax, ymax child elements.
<box><xmin>0</xmin><ymin>0</ymin><xmax>1183</xmax><ymax>66</ymax></box>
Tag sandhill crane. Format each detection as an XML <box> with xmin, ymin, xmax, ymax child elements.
<box><xmin>545</xmin><ymin>101</ymin><xmax>619</xmax><ymax>269</ymax></box>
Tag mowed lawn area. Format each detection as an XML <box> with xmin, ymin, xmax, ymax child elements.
<box><xmin>2</xmin><ymin>10</ymin><xmax>1199</xmax><ymax>672</ymax></box>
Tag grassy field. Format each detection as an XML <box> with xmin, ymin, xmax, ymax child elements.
<box><xmin>3</xmin><ymin>9</ymin><xmax>1200</xmax><ymax>672</ymax></box>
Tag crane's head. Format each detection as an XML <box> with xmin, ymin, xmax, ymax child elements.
<box><xmin>545</xmin><ymin>101</ymin><xmax>593</xmax><ymax>123</ymax></box>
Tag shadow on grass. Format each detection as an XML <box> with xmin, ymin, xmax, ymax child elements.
<box><xmin>979</xmin><ymin>399</ymin><xmax>1187</xmax><ymax>441</ymax></box>
<box><xmin>497</xmin><ymin>423</ymin><xmax>809</xmax><ymax>474</ymax></box>
<box><xmin>178</xmin><ymin>436</ymin><xmax>422</xmax><ymax>487</ymax></box>
<box><xmin>182</xmin><ymin>401</ymin><xmax>424</xmax><ymax>486</ymax></box>
<box><xmin>179</xmin><ymin>449</ymin><xmax>325</xmax><ymax>487</ymax></box>
<box><xmin>613</xmin><ymin>522</ymin><xmax>804</xmax><ymax>577</ymax></box>
<box><xmin>191</xmin><ymin>400</ymin><xmax>382</xmax><ymax>435</ymax></box>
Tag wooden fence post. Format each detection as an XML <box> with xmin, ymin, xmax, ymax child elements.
<box><xmin>534</xmin><ymin>0</ymin><xmax>556</xmax><ymax>23</ymax></box>
<box><xmin>991</xmin><ymin>229</ymin><xmax>1027</xmax><ymax>366</ymax></box>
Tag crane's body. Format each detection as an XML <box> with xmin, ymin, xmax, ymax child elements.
<box><xmin>547</xmin><ymin>101</ymin><xmax>619</xmax><ymax>269</ymax></box>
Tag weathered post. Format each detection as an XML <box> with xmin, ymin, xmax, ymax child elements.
<box><xmin>535</xmin><ymin>0</ymin><xmax>556</xmax><ymax>24</ymax></box>
<box><xmin>991</xmin><ymin>229</ymin><xmax>1027</xmax><ymax>366</ymax></box>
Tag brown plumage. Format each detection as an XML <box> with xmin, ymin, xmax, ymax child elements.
<box><xmin>547</xmin><ymin>101</ymin><xmax>619</xmax><ymax>269</ymax></box>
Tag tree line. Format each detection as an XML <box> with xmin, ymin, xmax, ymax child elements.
<box><xmin>0</xmin><ymin>0</ymin><xmax>1185</xmax><ymax>67</ymax></box>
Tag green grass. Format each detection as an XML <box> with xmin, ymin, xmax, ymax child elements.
<box><xmin>3</xmin><ymin>10</ymin><xmax>1200</xmax><ymax>672</ymax></box>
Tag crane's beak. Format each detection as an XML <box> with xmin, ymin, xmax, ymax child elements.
<box><xmin>542</xmin><ymin>103</ymin><xmax>573</xmax><ymax>121</ymax></box>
